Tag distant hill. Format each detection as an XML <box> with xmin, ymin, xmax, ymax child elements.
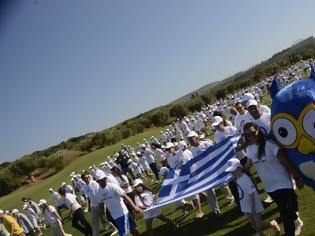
<box><xmin>170</xmin><ymin>36</ymin><xmax>315</xmax><ymax>104</ymax></box>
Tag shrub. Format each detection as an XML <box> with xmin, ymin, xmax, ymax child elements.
<box><xmin>150</xmin><ymin>110</ymin><xmax>169</xmax><ymax>127</ymax></box>
<box><xmin>169</xmin><ymin>104</ymin><xmax>189</xmax><ymax>119</ymax></box>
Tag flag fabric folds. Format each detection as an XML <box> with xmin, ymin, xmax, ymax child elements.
<box><xmin>151</xmin><ymin>134</ymin><xmax>240</xmax><ymax>210</ymax></box>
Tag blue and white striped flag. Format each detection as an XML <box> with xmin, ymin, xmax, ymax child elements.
<box><xmin>151</xmin><ymin>134</ymin><xmax>240</xmax><ymax>209</ymax></box>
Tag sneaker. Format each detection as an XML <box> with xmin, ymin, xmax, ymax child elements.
<box><xmin>263</xmin><ymin>195</ymin><xmax>274</xmax><ymax>204</ymax></box>
<box><xmin>195</xmin><ymin>211</ymin><xmax>204</xmax><ymax>219</ymax></box>
<box><xmin>270</xmin><ymin>220</ymin><xmax>281</xmax><ymax>236</ymax></box>
<box><xmin>294</xmin><ymin>217</ymin><xmax>303</xmax><ymax>235</ymax></box>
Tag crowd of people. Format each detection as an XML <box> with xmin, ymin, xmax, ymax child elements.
<box><xmin>0</xmin><ymin>59</ymin><xmax>313</xmax><ymax>236</ymax></box>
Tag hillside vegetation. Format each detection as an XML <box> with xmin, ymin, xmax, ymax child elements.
<box><xmin>1</xmin><ymin>36</ymin><xmax>315</xmax><ymax>196</ymax></box>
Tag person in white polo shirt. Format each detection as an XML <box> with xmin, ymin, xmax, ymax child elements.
<box><xmin>225</xmin><ymin>158</ymin><xmax>280</xmax><ymax>236</ymax></box>
<box><xmin>95</xmin><ymin>171</ymin><xmax>143</xmax><ymax>236</ymax></box>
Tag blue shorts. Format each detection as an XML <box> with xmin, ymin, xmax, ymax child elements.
<box><xmin>114</xmin><ymin>214</ymin><xmax>136</xmax><ymax>236</ymax></box>
<box><xmin>57</xmin><ymin>204</ymin><xmax>68</xmax><ymax>211</ymax></box>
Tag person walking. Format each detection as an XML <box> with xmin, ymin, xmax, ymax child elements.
<box><xmin>58</xmin><ymin>187</ymin><xmax>92</xmax><ymax>236</ymax></box>
<box><xmin>38</xmin><ymin>199</ymin><xmax>72</xmax><ymax>236</ymax></box>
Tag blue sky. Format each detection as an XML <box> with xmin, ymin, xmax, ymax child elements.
<box><xmin>0</xmin><ymin>0</ymin><xmax>314</xmax><ymax>162</ymax></box>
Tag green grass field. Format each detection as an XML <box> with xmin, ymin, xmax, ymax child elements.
<box><xmin>1</xmin><ymin>93</ymin><xmax>315</xmax><ymax>235</ymax></box>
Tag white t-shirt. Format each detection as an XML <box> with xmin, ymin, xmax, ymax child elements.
<box><xmin>135</xmin><ymin>191</ymin><xmax>161</xmax><ymax>219</ymax></box>
<box><xmin>167</xmin><ymin>151</ymin><xmax>183</xmax><ymax>170</ymax></box>
<box><xmin>64</xmin><ymin>193</ymin><xmax>81</xmax><ymax>213</ymax></box>
<box><xmin>43</xmin><ymin>205</ymin><xmax>59</xmax><ymax>224</ymax></box>
<box><xmin>246</xmin><ymin>140</ymin><xmax>293</xmax><ymax>193</ymax></box>
<box><xmin>115</xmin><ymin>175</ymin><xmax>133</xmax><ymax>194</ymax></box>
<box><xmin>139</xmin><ymin>156</ymin><xmax>150</xmax><ymax>170</ymax></box>
<box><xmin>214</xmin><ymin>126</ymin><xmax>238</xmax><ymax>143</ymax></box>
<box><xmin>237</xmin><ymin>174</ymin><xmax>263</xmax><ymax>214</ymax></box>
<box><xmin>65</xmin><ymin>184</ymin><xmax>74</xmax><ymax>194</ymax></box>
<box><xmin>155</xmin><ymin>148</ymin><xmax>166</xmax><ymax>162</ymax></box>
<box><xmin>50</xmin><ymin>192</ymin><xmax>64</xmax><ymax>206</ymax></box>
<box><xmin>191</xmin><ymin>140</ymin><xmax>213</xmax><ymax>157</ymax></box>
<box><xmin>252</xmin><ymin>113</ymin><xmax>271</xmax><ymax>135</ymax></box>
<box><xmin>105</xmin><ymin>173</ymin><xmax>120</xmax><ymax>186</ymax></box>
<box><xmin>181</xmin><ymin>149</ymin><xmax>193</xmax><ymax>165</ymax></box>
<box><xmin>26</xmin><ymin>208</ymin><xmax>39</xmax><ymax>225</ymax></box>
<box><xmin>101</xmin><ymin>165</ymin><xmax>112</xmax><ymax>175</ymax></box>
<box><xmin>96</xmin><ymin>183</ymin><xmax>128</xmax><ymax>220</ymax></box>
<box><xmin>259</xmin><ymin>105</ymin><xmax>271</xmax><ymax>114</ymax></box>
<box><xmin>75</xmin><ymin>179</ymin><xmax>86</xmax><ymax>193</ymax></box>
<box><xmin>84</xmin><ymin>180</ymin><xmax>100</xmax><ymax>207</ymax></box>
<box><xmin>234</xmin><ymin>111</ymin><xmax>253</xmax><ymax>132</ymax></box>
<box><xmin>143</xmin><ymin>149</ymin><xmax>155</xmax><ymax>164</ymax></box>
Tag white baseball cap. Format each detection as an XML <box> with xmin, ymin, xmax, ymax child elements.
<box><xmin>12</xmin><ymin>209</ymin><xmax>19</xmax><ymax>214</ymax></box>
<box><xmin>246</xmin><ymin>99</ymin><xmax>258</xmax><ymax>108</ymax></box>
<box><xmin>159</xmin><ymin>167</ymin><xmax>169</xmax><ymax>176</ymax></box>
<box><xmin>242</xmin><ymin>93</ymin><xmax>255</xmax><ymax>102</ymax></box>
<box><xmin>212</xmin><ymin>116</ymin><xmax>223</xmax><ymax>127</ymax></box>
<box><xmin>61</xmin><ymin>182</ymin><xmax>66</xmax><ymax>186</ymax></box>
<box><xmin>225</xmin><ymin>158</ymin><xmax>241</xmax><ymax>172</ymax></box>
<box><xmin>133</xmin><ymin>179</ymin><xmax>143</xmax><ymax>187</ymax></box>
<box><xmin>187</xmin><ymin>131</ymin><xmax>198</xmax><ymax>138</ymax></box>
<box><xmin>178</xmin><ymin>141</ymin><xmax>187</xmax><ymax>150</ymax></box>
<box><xmin>94</xmin><ymin>169</ymin><xmax>106</xmax><ymax>181</ymax></box>
<box><xmin>0</xmin><ymin>210</ymin><xmax>4</xmax><ymax>215</ymax></box>
<box><xmin>38</xmin><ymin>199</ymin><xmax>47</xmax><ymax>206</ymax></box>
<box><xmin>48</xmin><ymin>188</ymin><xmax>53</xmax><ymax>192</ymax></box>
<box><xmin>165</xmin><ymin>142</ymin><xmax>174</xmax><ymax>149</ymax></box>
<box><xmin>23</xmin><ymin>204</ymin><xmax>29</xmax><ymax>210</ymax></box>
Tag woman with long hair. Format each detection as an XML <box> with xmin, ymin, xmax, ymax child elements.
<box><xmin>243</xmin><ymin>122</ymin><xmax>304</xmax><ymax>236</ymax></box>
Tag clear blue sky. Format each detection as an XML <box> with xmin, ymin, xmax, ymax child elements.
<box><xmin>0</xmin><ymin>0</ymin><xmax>314</xmax><ymax>162</ymax></box>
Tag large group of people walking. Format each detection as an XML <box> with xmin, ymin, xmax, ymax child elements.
<box><xmin>0</xmin><ymin>59</ymin><xmax>313</xmax><ymax>236</ymax></box>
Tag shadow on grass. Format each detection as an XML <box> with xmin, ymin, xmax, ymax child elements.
<box><xmin>140</xmin><ymin>207</ymin><xmax>255</xmax><ymax>236</ymax></box>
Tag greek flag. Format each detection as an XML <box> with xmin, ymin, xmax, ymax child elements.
<box><xmin>152</xmin><ymin>134</ymin><xmax>240</xmax><ymax>209</ymax></box>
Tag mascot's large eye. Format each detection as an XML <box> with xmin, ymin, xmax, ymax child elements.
<box><xmin>302</xmin><ymin>109</ymin><xmax>315</xmax><ymax>139</ymax></box>
<box><xmin>272</xmin><ymin>118</ymin><xmax>297</xmax><ymax>146</ymax></box>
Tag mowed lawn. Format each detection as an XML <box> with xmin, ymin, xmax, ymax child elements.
<box><xmin>1</xmin><ymin>117</ymin><xmax>315</xmax><ymax>235</ymax></box>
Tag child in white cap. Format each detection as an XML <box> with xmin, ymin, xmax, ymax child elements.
<box><xmin>225</xmin><ymin>158</ymin><xmax>280</xmax><ymax>236</ymax></box>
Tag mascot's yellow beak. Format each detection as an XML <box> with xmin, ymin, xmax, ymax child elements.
<box><xmin>298</xmin><ymin>136</ymin><xmax>315</xmax><ymax>155</ymax></box>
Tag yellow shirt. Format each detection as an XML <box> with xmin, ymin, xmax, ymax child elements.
<box><xmin>2</xmin><ymin>215</ymin><xmax>24</xmax><ymax>236</ymax></box>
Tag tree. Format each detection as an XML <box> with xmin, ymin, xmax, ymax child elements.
<box><xmin>215</xmin><ymin>88</ymin><xmax>227</xmax><ymax>100</ymax></box>
<box><xmin>150</xmin><ymin>110</ymin><xmax>169</xmax><ymax>126</ymax></box>
<box><xmin>169</xmin><ymin>104</ymin><xmax>189</xmax><ymax>119</ymax></box>
<box><xmin>186</xmin><ymin>98</ymin><xmax>204</xmax><ymax>112</ymax></box>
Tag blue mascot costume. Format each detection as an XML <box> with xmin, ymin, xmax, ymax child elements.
<box><xmin>269</xmin><ymin>65</ymin><xmax>315</xmax><ymax>190</ymax></box>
